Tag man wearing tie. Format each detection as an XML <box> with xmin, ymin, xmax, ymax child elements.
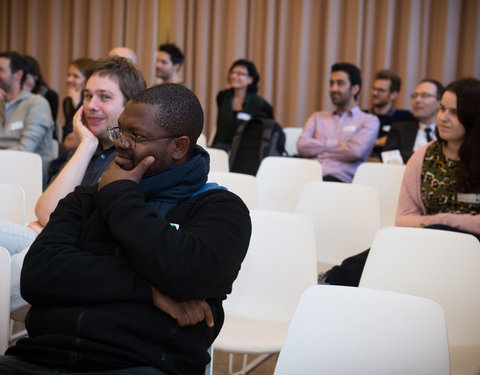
<box><xmin>383</xmin><ymin>79</ymin><xmax>444</xmax><ymax>163</ymax></box>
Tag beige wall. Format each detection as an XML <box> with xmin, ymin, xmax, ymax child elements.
<box><xmin>2</xmin><ymin>0</ymin><xmax>479</xmax><ymax>139</ymax></box>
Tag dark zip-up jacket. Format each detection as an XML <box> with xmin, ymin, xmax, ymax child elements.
<box><xmin>7</xmin><ymin>180</ymin><xmax>251</xmax><ymax>374</ymax></box>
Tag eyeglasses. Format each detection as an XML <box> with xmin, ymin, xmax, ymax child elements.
<box><xmin>107</xmin><ymin>126</ymin><xmax>180</xmax><ymax>149</ymax></box>
<box><xmin>229</xmin><ymin>71</ymin><xmax>249</xmax><ymax>77</ymax></box>
<box><xmin>410</xmin><ymin>93</ymin><xmax>437</xmax><ymax>99</ymax></box>
<box><xmin>371</xmin><ymin>87</ymin><xmax>389</xmax><ymax>93</ymax></box>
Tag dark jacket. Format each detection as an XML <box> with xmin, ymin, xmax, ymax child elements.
<box><xmin>8</xmin><ymin>180</ymin><xmax>251</xmax><ymax>374</ymax></box>
<box><xmin>212</xmin><ymin>88</ymin><xmax>273</xmax><ymax>151</ymax></box>
<box><xmin>383</xmin><ymin>120</ymin><xmax>420</xmax><ymax>163</ymax></box>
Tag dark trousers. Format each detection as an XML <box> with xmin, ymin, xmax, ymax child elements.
<box><xmin>0</xmin><ymin>356</ymin><xmax>165</xmax><ymax>375</ymax></box>
<box><xmin>325</xmin><ymin>225</ymin><xmax>480</xmax><ymax>287</ymax></box>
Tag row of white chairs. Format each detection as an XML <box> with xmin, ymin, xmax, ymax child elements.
<box><xmin>206</xmin><ymin>150</ymin><xmax>406</xmax><ymax>227</ymax></box>
<box><xmin>214</xmin><ymin>219</ymin><xmax>480</xmax><ymax>375</ymax></box>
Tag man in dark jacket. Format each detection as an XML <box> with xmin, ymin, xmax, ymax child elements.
<box><xmin>1</xmin><ymin>84</ymin><xmax>252</xmax><ymax>375</ymax></box>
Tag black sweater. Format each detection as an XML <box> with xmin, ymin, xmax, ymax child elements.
<box><xmin>8</xmin><ymin>180</ymin><xmax>251</xmax><ymax>374</ymax></box>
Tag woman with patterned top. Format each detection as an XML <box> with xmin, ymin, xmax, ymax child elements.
<box><xmin>396</xmin><ymin>77</ymin><xmax>480</xmax><ymax>239</ymax></box>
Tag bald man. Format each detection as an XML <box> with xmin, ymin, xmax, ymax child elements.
<box><xmin>108</xmin><ymin>46</ymin><xmax>137</xmax><ymax>64</ymax></box>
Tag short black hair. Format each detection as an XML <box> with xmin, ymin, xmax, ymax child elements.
<box><xmin>158</xmin><ymin>43</ymin><xmax>184</xmax><ymax>66</ymax></box>
<box><xmin>375</xmin><ymin>69</ymin><xmax>401</xmax><ymax>93</ymax></box>
<box><xmin>130</xmin><ymin>84</ymin><xmax>203</xmax><ymax>156</ymax></box>
<box><xmin>0</xmin><ymin>51</ymin><xmax>27</xmax><ymax>83</ymax></box>
<box><xmin>420</xmin><ymin>78</ymin><xmax>445</xmax><ymax>100</ymax></box>
<box><xmin>331</xmin><ymin>62</ymin><xmax>362</xmax><ymax>100</ymax></box>
<box><xmin>228</xmin><ymin>59</ymin><xmax>260</xmax><ymax>93</ymax></box>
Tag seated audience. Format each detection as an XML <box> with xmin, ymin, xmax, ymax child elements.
<box><xmin>0</xmin><ymin>83</ymin><xmax>251</xmax><ymax>374</ymax></box>
<box><xmin>297</xmin><ymin>62</ymin><xmax>379</xmax><ymax>182</ymax></box>
<box><xmin>0</xmin><ymin>56</ymin><xmax>146</xmax><ymax>311</ymax></box>
<box><xmin>0</xmin><ymin>51</ymin><xmax>54</xmax><ymax>183</ymax></box>
<box><xmin>364</xmin><ymin>69</ymin><xmax>415</xmax><ymax>159</ymax></box>
<box><xmin>320</xmin><ymin>77</ymin><xmax>480</xmax><ymax>286</ymax></box>
<box><xmin>22</xmin><ymin>54</ymin><xmax>59</xmax><ymax>122</ymax></box>
<box><xmin>47</xmin><ymin>57</ymin><xmax>93</xmax><ymax>182</ymax></box>
<box><xmin>211</xmin><ymin>59</ymin><xmax>273</xmax><ymax>151</ymax></box>
<box><xmin>383</xmin><ymin>79</ymin><xmax>444</xmax><ymax>163</ymax></box>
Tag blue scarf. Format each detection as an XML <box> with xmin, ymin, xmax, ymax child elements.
<box><xmin>139</xmin><ymin>146</ymin><xmax>210</xmax><ymax>218</ymax></box>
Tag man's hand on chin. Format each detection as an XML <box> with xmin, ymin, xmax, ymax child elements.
<box><xmin>98</xmin><ymin>156</ymin><xmax>155</xmax><ymax>191</ymax></box>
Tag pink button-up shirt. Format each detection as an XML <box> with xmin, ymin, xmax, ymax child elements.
<box><xmin>297</xmin><ymin>106</ymin><xmax>379</xmax><ymax>182</ymax></box>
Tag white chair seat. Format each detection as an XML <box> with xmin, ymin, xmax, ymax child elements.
<box><xmin>215</xmin><ymin>314</ymin><xmax>288</xmax><ymax>353</ymax></box>
<box><xmin>274</xmin><ymin>285</ymin><xmax>450</xmax><ymax>375</ymax></box>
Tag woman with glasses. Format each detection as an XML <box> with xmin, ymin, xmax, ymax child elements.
<box><xmin>211</xmin><ymin>59</ymin><xmax>273</xmax><ymax>151</ymax></box>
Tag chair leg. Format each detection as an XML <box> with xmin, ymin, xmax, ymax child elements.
<box><xmin>227</xmin><ymin>352</ymin><xmax>274</xmax><ymax>375</ymax></box>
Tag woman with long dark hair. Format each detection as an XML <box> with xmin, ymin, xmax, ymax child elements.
<box><xmin>211</xmin><ymin>59</ymin><xmax>273</xmax><ymax>151</ymax></box>
<box><xmin>396</xmin><ymin>77</ymin><xmax>480</xmax><ymax>236</ymax></box>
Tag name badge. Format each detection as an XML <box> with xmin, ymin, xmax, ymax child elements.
<box><xmin>342</xmin><ymin>125</ymin><xmax>356</xmax><ymax>133</ymax></box>
<box><xmin>382</xmin><ymin>125</ymin><xmax>391</xmax><ymax>132</ymax></box>
<box><xmin>8</xmin><ymin>121</ymin><xmax>23</xmax><ymax>131</ymax></box>
<box><xmin>237</xmin><ymin>112</ymin><xmax>251</xmax><ymax>121</ymax></box>
<box><xmin>457</xmin><ymin>193</ymin><xmax>480</xmax><ymax>204</ymax></box>
<box><xmin>170</xmin><ymin>223</ymin><xmax>180</xmax><ymax>230</ymax></box>
<box><xmin>381</xmin><ymin>149</ymin><xmax>404</xmax><ymax>165</ymax></box>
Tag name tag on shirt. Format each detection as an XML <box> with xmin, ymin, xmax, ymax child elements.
<box><xmin>237</xmin><ymin>112</ymin><xmax>251</xmax><ymax>121</ymax></box>
<box><xmin>457</xmin><ymin>193</ymin><xmax>480</xmax><ymax>204</ymax></box>
<box><xmin>342</xmin><ymin>125</ymin><xmax>356</xmax><ymax>133</ymax></box>
<box><xmin>382</xmin><ymin>125</ymin><xmax>391</xmax><ymax>132</ymax></box>
<box><xmin>381</xmin><ymin>149</ymin><xmax>404</xmax><ymax>165</ymax></box>
<box><xmin>8</xmin><ymin>121</ymin><xmax>23</xmax><ymax>131</ymax></box>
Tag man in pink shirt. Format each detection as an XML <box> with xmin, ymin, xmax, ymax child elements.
<box><xmin>297</xmin><ymin>62</ymin><xmax>379</xmax><ymax>182</ymax></box>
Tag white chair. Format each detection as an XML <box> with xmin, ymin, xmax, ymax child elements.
<box><xmin>283</xmin><ymin>127</ymin><xmax>303</xmax><ymax>156</ymax></box>
<box><xmin>295</xmin><ymin>181</ymin><xmax>381</xmax><ymax>270</ymax></box>
<box><xmin>0</xmin><ymin>247</ymin><xmax>11</xmax><ymax>354</ymax></box>
<box><xmin>256</xmin><ymin>156</ymin><xmax>322</xmax><ymax>213</ymax></box>
<box><xmin>198</xmin><ymin>133</ymin><xmax>207</xmax><ymax>148</ymax></box>
<box><xmin>208</xmin><ymin>171</ymin><xmax>258</xmax><ymax>210</ymax></box>
<box><xmin>274</xmin><ymin>285</ymin><xmax>450</xmax><ymax>375</ymax></box>
<box><xmin>0</xmin><ymin>150</ymin><xmax>42</xmax><ymax>223</ymax></box>
<box><xmin>0</xmin><ymin>183</ymin><xmax>26</xmax><ymax>225</ymax></box>
<box><xmin>214</xmin><ymin>210</ymin><xmax>317</xmax><ymax>375</ymax></box>
<box><xmin>206</xmin><ymin>147</ymin><xmax>229</xmax><ymax>172</ymax></box>
<box><xmin>360</xmin><ymin>227</ymin><xmax>480</xmax><ymax>375</ymax></box>
<box><xmin>352</xmin><ymin>162</ymin><xmax>406</xmax><ymax>227</ymax></box>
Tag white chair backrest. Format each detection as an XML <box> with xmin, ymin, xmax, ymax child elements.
<box><xmin>197</xmin><ymin>133</ymin><xmax>207</xmax><ymax>148</ymax></box>
<box><xmin>206</xmin><ymin>147</ymin><xmax>229</xmax><ymax>172</ymax></box>
<box><xmin>352</xmin><ymin>162</ymin><xmax>406</xmax><ymax>227</ymax></box>
<box><xmin>0</xmin><ymin>150</ymin><xmax>42</xmax><ymax>223</ymax></box>
<box><xmin>360</xmin><ymin>227</ymin><xmax>480</xmax><ymax>349</ymax></box>
<box><xmin>295</xmin><ymin>181</ymin><xmax>381</xmax><ymax>266</ymax></box>
<box><xmin>274</xmin><ymin>285</ymin><xmax>450</xmax><ymax>375</ymax></box>
<box><xmin>256</xmin><ymin>156</ymin><xmax>322</xmax><ymax>213</ymax></box>
<box><xmin>207</xmin><ymin>171</ymin><xmax>258</xmax><ymax>210</ymax></box>
<box><xmin>0</xmin><ymin>183</ymin><xmax>26</xmax><ymax>225</ymax></box>
<box><xmin>223</xmin><ymin>210</ymin><xmax>317</xmax><ymax>321</ymax></box>
<box><xmin>0</xmin><ymin>247</ymin><xmax>11</xmax><ymax>354</ymax></box>
<box><xmin>283</xmin><ymin>127</ymin><xmax>303</xmax><ymax>156</ymax></box>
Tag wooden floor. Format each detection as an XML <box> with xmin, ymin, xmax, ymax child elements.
<box><xmin>213</xmin><ymin>350</ymin><xmax>278</xmax><ymax>375</ymax></box>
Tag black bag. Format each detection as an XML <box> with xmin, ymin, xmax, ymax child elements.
<box><xmin>229</xmin><ymin>117</ymin><xmax>287</xmax><ymax>175</ymax></box>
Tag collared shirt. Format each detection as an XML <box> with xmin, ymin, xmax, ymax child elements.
<box><xmin>297</xmin><ymin>106</ymin><xmax>379</xmax><ymax>182</ymax></box>
<box><xmin>81</xmin><ymin>144</ymin><xmax>116</xmax><ymax>186</ymax></box>
<box><xmin>0</xmin><ymin>90</ymin><xmax>54</xmax><ymax>159</ymax></box>
<box><xmin>413</xmin><ymin>122</ymin><xmax>436</xmax><ymax>151</ymax></box>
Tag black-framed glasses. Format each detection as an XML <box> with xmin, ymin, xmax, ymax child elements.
<box><xmin>107</xmin><ymin>126</ymin><xmax>180</xmax><ymax>149</ymax></box>
<box><xmin>410</xmin><ymin>93</ymin><xmax>437</xmax><ymax>99</ymax></box>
